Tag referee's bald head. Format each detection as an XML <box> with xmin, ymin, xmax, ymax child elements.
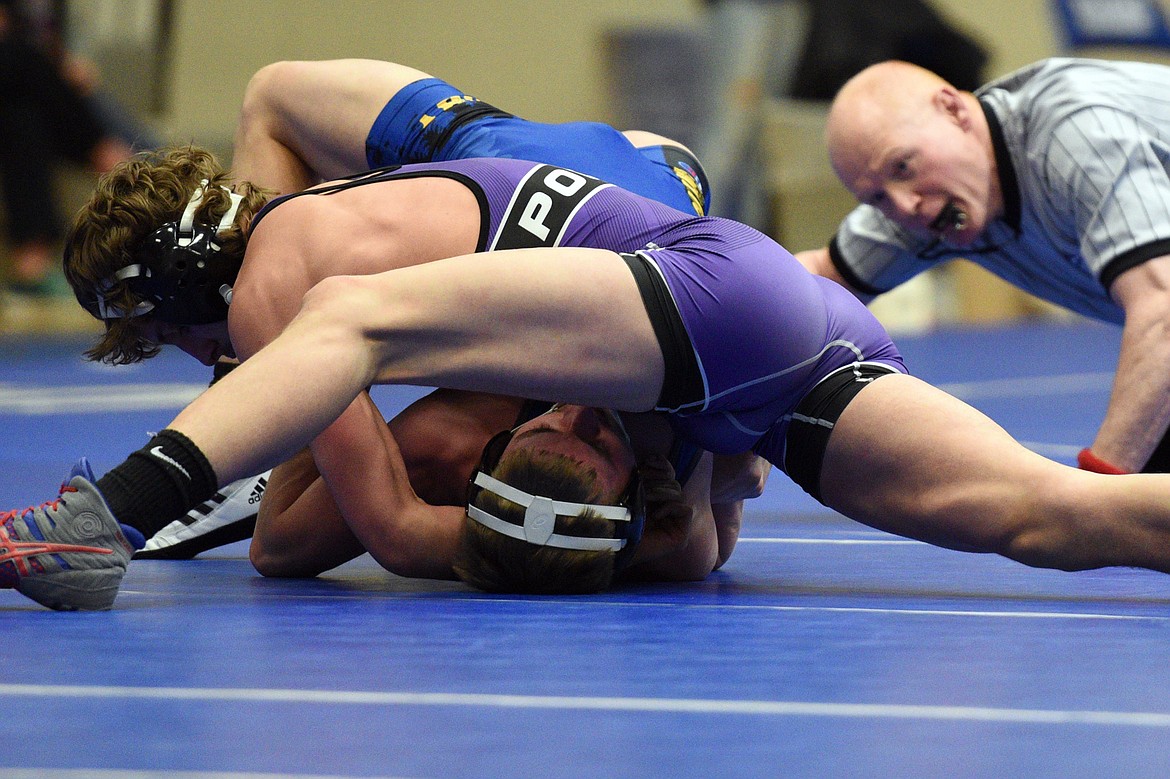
<box><xmin>826</xmin><ymin>61</ymin><xmax>956</xmax><ymax>179</ymax></box>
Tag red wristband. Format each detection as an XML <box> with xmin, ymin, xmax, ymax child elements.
<box><xmin>1077</xmin><ymin>448</ymin><xmax>1128</xmax><ymax>475</ymax></box>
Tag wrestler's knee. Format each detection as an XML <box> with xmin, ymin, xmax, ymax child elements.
<box><xmin>995</xmin><ymin>472</ymin><xmax>1101</xmax><ymax>571</ymax></box>
<box><xmin>239</xmin><ymin>62</ymin><xmax>289</xmax><ymax>127</ymax></box>
<box><xmin>291</xmin><ymin>275</ymin><xmax>385</xmax><ymax>356</ymax></box>
<box><xmin>238</xmin><ymin>61</ymin><xmax>307</xmax><ymax>135</ymax></box>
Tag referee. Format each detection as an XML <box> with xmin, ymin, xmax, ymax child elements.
<box><xmin>797</xmin><ymin>58</ymin><xmax>1170</xmax><ymax>476</ymax></box>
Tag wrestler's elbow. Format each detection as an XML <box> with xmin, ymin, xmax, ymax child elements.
<box><xmin>249</xmin><ymin>537</ymin><xmax>326</xmax><ymax>578</ymax></box>
<box><xmin>294</xmin><ymin>275</ymin><xmax>384</xmax><ymax>350</ymax></box>
<box><xmin>679</xmin><ymin>551</ymin><xmax>720</xmax><ymax>581</ymax></box>
<box><xmin>665</xmin><ymin>526</ymin><xmax>721</xmax><ymax>581</ymax></box>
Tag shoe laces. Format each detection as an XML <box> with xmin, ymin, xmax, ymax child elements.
<box><xmin>1</xmin><ymin>482</ymin><xmax>77</xmax><ymax>525</ymax></box>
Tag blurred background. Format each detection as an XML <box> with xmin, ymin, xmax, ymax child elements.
<box><xmin>4</xmin><ymin>0</ymin><xmax>1170</xmax><ymax>338</ymax></box>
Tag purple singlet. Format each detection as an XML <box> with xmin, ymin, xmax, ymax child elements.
<box><xmin>250</xmin><ymin>158</ymin><xmax>906</xmax><ymax>470</ymax></box>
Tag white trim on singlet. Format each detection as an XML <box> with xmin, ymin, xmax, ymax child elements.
<box><xmin>664</xmin><ymin>339</ymin><xmax>867</xmax><ymax>420</ymax></box>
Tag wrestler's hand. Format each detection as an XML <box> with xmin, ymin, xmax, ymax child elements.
<box><xmin>710</xmin><ymin>451</ymin><xmax>770</xmax><ymax>503</ymax></box>
<box><xmin>628</xmin><ymin>455</ymin><xmax>695</xmax><ymax>566</ymax></box>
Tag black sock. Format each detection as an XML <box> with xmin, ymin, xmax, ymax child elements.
<box><xmin>96</xmin><ymin>429</ymin><xmax>218</xmax><ymax>537</ymax></box>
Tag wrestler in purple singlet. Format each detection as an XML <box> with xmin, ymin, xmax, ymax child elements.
<box><xmin>250</xmin><ymin>157</ymin><xmax>906</xmax><ymax>479</ymax></box>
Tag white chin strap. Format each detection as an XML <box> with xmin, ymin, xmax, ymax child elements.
<box><xmin>92</xmin><ymin>263</ymin><xmax>156</xmax><ymax>319</ymax></box>
<box><xmin>467</xmin><ymin>471</ymin><xmax>630</xmax><ymax>551</ymax></box>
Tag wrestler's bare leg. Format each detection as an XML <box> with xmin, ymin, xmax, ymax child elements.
<box><xmin>821</xmin><ymin>373</ymin><xmax>1170</xmax><ymax>572</ymax></box>
<box><xmin>233</xmin><ymin>59</ymin><xmax>432</xmax><ymax>192</ymax></box>
<box><xmin>169</xmin><ymin>248</ymin><xmax>663</xmax><ymax>486</ymax></box>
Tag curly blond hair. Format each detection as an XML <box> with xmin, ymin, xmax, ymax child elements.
<box><xmin>63</xmin><ymin>144</ymin><xmax>273</xmax><ymax>364</ymax></box>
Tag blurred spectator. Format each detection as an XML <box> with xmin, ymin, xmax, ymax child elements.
<box><xmin>787</xmin><ymin>0</ymin><xmax>988</xmax><ymax>99</ymax></box>
<box><xmin>696</xmin><ymin>0</ymin><xmax>987</xmax><ymax>229</ymax></box>
<box><xmin>694</xmin><ymin>0</ymin><xmax>810</xmax><ymax>230</ymax></box>
<box><xmin>0</xmin><ymin>0</ymin><xmax>154</xmax><ymax>297</ymax></box>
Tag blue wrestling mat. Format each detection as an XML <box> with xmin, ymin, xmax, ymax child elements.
<box><xmin>3</xmin><ymin>318</ymin><xmax>1169</xmax><ymax>779</ymax></box>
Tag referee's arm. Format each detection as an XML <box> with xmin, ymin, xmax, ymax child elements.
<box><xmin>1090</xmin><ymin>255</ymin><xmax>1170</xmax><ymax>472</ymax></box>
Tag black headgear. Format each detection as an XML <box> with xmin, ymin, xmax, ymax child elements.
<box><xmin>466</xmin><ymin>420</ymin><xmax>647</xmax><ymax>570</ymax></box>
<box><xmin>79</xmin><ymin>180</ymin><xmax>245</xmax><ymax>325</ymax></box>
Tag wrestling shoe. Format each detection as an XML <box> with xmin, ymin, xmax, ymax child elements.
<box><xmin>0</xmin><ymin>459</ymin><xmax>142</xmax><ymax>611</ymax></box>
<box><xmin>134</xmin><ymin>471</ymin><xmax>269</xmax><ymax>560</ymax></box>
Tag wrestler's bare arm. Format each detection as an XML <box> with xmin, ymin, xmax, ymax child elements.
<box><xmin>711</xmin><ymin>502</ymin><xmax>742</xmax><ymax>570</ymax></box>
<box><xmin>250</xmin><ymin>391</ymin><xmax>523</xmax><ymax>578</ymax></box>
<box><xmin>250</xmin><ymin>448</ymin><xmax>366</xmax><ymax>577</ymax></box>
<box><xmin>253</xmin><ymin>393</ymin><xmax>736</xmax><ymax>582</ymax></box>
<box><xmin>625</xmin><ymin>451</ymin><xmax>720</xmax><ymax>581</ymax></box>
<box><xmin>232</xmin><ymin>58</ymin><xmax>432</xmax><ymax>193</ymax></box>
<box><xmin>308</xmin><ymin>392</ymin><xmax>465</xmax><ymax>579</ymax></box>
<box><xmin>705</xmin><ymin>451</ymin><xmax>766</xmax><ymax>568</ymax></box>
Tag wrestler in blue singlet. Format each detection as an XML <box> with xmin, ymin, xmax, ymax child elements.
<box><xmin>251</xmin><ymin>157</ymin><xmax>905</xmax><ymax>496</ymax></box>
<box><xmin>364</xmin><ymin>77</ymin><xmax>710</xmax><ymax>216</ymax></box>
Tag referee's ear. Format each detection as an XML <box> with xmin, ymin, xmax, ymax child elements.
<box><xmin>933</xmin><ymin>86</ymin><xmax>970</xmax><ymax>129</ymax></box>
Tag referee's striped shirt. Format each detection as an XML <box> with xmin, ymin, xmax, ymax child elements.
<box><xmin>832</xmin><ymin>58</ymin><xmax>1170</xmax><ymax>324</ymax></box>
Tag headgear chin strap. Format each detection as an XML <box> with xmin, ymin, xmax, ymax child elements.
<box><xmin>464</xmin><ymin>406</ymin><xmax>647</xmax><ymax>569</ymax></box>
<box><xmin>467</xmin><ymin>471</ymin><xmax>636</xmax><ymax>552</ymax></box>
<box><xmin>81</xmin><ymin>179</ymin><xmax>244</xmax><ymax>325</ymax></box>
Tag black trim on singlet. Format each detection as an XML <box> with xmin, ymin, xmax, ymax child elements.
<box><xmin>491</xmin><ymin>165</ymin><xmax>611</xmax><ymax>250</ymax></box>
<box><xmin>247</xmin><ymin>165</ymin><xmax>492</xmax><ymax>253</ymax></box>
<box><xmin>1099</xmin><ymin>238</ymin><xmax>1170</xmax><ymax>291</ymax></box>
<box><xmin>620</xmin><ymin>252</ymin><xmax>703</xmax><ymax>411</ymax></box>
<box><xmin>658</xmin><ymin>144</ymin><xmax>711</xmax><ymax>215</ymax></box>
<box><xmin>663</xmin><ymin>145</ymin><xmax>710</xmax><ymax>193</ymax></box>
<box><xmin>427</xmin><ymin>102</ymin><xmax>513</xmax><ymax>157</ymax></box>
<box><xmin>783</xmin><ymin>363</ymin><xmax>898</xmax><ymax>502</ymax></box>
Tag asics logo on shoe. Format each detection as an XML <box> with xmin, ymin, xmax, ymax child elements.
<box><xmin>2</xmin><ymin>538</ymin><xmax>114</xmax><ymax>579</ymax></box>
<box><xmin>1</xmin><ymin>513</ymin><xmax>114</xmax><ymax>583</ymax></box>
<box><xmin>3</xmin><ymin>467</ymin><xmax>134</xmax><ymax>610</ymax></box>
<box><xmin>150</xmin><ymin>446</ymin><xmax>191</xmax><ymax>479</ymax></box>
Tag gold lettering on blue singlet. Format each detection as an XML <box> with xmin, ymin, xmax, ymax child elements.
<box><xmin>674</xmin><ymin>166</ymin><xmax>705</xmax><ymax>216</ymax></box>
<box><xmin>435</xmin><ymin>95</ymin><xmax>475</xmax><ymax>111</ymax></box>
